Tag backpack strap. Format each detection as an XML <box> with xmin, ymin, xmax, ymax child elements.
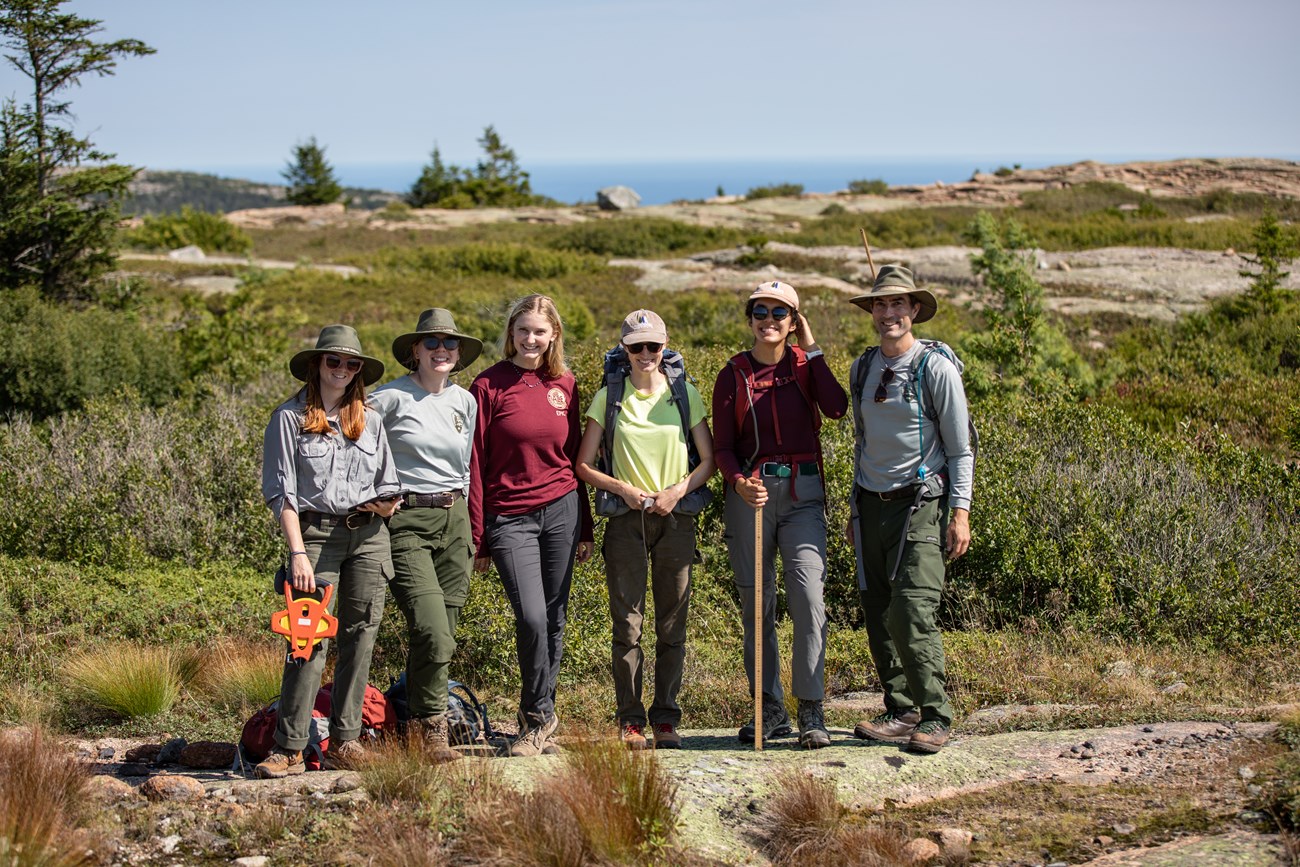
<box><xmin>662</xmin><ymin>349</ymin><xmax>700</xmax><ymax>469</ymax></box>
<box><xmin>602</xmin><ymin>346</ymin><xmax>629</xmax><ymax>477</ymax></box>
<box><xmin>850</xmin><ymin>345</ymin><xmax>878</xmax><ymax>448</ymax></box>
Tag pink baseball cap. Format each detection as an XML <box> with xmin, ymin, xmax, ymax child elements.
<box><xmin>747</xmin><ymin>280</ymin><xmax>800</xmax><ymax>311</ymax></box>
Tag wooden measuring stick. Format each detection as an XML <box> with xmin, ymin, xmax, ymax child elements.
<box><xmin>859</xmin><ymin>227</ymin><xmax>878</xmax><ymax>280</ymax></box>
<box><xmin>753</xmin><ymin>503</ymin><xmax>763</xmax><ymax>751</ymax></box>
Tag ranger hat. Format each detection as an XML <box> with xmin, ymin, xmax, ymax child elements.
<box><xmin>849</xmin><ymin>264</ymin><xmax>938</xmax><ymax>323</ymax></box>
<box><xmin>620</xmin><ymin>309</ymin><xmax>668</xmax><ymax>346</ymax></box>
<box><xmin>290</xmin><ymin>324</ymin><xmax>385</xmax><ymax>385</ymax></box>
<box><xmin>748</xmin><ymin>280</ymin><xmax>800</xmax><ymax>311</ymax></box>
<box><xmin>391</xmin><ymin>308</ymin><xmax>484</xmax><ymax>373</ymax></box>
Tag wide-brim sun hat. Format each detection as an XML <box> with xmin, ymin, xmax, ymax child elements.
<box><xmin>391</xmin><ymin>308</ymin><xmax>484</xmax><ymax>373</ymax></box>
<box><xmin>289</xmin><ymin>324</ymin><xmax>385</xmax><ymax>385</ymax></box>
<box><xmin>747</xmin><ymin>280</ymin><xmax>800</xmax><ymax>311</ymax></box>
<box><xmin>849</xmin><ymin>263</ymin><xmax>938</xmax><ymax>324</ymax></box>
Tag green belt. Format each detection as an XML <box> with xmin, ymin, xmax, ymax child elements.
<box><xmin>759</xmin><ymin>461</ymin><xmax>818</xmax><ymax>479</ymax></box>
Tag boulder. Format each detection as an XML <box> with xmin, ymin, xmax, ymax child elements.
<box><xmin>156</xmin><ymin>737</ymin><xmax>187</xmax><ymax>765</ymax></box>
<box><xmin>903</xmin><ymin>837</ymin><xmax>941</xmax><ymax>863</ymax></box>
<box><xmin>596</xmin><ymin>186</ymin><xmax>641</xmax><ymax>211</ymax></box>
<box><xmin>87</xmin><ymin>775</ymin><xmax>138</xmax><ymax>801</ymax></box>
<box><xmin>167</xmin><ymin>245</ymin><xmax>205</xmax><ymax>262</ymax></box>
<box><xmin>124</xmin><ymin>744</ymin><xmax>162</xmax><ymax>763</ymax></box>
<box><xmin>932</xmin><ymin>827</ymin><xmax>973</xmax><ymax>855</ymax></box>
<box><xmin>179</xmin><ymin>741</ymin><xmax>237</xmax><ymax>769</ymax></box>
<box><xmin>140</xmin><ymin>774</ymin><xmax>205</xmax><ymax>803</ymax></box>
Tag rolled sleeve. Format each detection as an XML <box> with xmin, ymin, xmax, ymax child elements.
<box><xmin>261</xmin><ymin>406</ymin><xmax>300</xmax><ymax>521</ymax></box>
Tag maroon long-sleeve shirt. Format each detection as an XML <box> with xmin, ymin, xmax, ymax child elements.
<box><xmin>468</xmin><ymin>360</ymin><xmax>594</xmax><ymax>557</ymax></box>
<box><xmin>712</xmin><ymin>348</ymin><xmax>849</xmax><ymax>485</ymax></box>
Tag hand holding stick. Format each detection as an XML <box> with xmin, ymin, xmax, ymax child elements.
<box><xmin>753</xmin><ymin>504</ymin><xmax>764</xmax><ymax>751</ymax></box>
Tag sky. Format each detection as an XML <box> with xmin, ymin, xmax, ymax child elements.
<box><xmin>2</xmin><ymin>0</ymin><xmax>1298</xmax><ymax>173</ymax></box>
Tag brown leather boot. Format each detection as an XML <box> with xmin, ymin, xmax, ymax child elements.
<box><xmin>907</xmin><ymin>720</ymin><xmax>950</xmax><ymax>754</ymax></box>
<box><xmin>415</xmin><ymin>714</ymin><xmax>463</xmax><ymax>763</ymax></box>
<box><xmin>254</xmin><ymin>746</ymin><xmax>305</xmax><ymax>779</ymax></box>
<box><xmin>853</xmin><ymin>708</ymin><xmax>921</xmax><ymax>745</ymax></box>
<box><xmin>323</xmin><ymin>738</ymin><xmax>368</xmax><ymax>770</ymax></box>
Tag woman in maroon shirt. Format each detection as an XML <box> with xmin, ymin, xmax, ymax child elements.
<box><xmin>469</xmin><ymin>294</ymin><xmax>593</xmax><ymax>757</ymax></box>
<box><xmin>713</xmin><ymin>281</ymin><xmax>848</xmax><ymax>750</ymax></box>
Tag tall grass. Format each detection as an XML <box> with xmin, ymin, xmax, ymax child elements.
<box><xmin>61</xmin><ymin>644</ymin><xmax>182</xmax><ymax>719</ymax></box>
<box><xmin>754</xmin><ymin>771</ymin><xmax>910</xmax><ymax>867</ymax></box>
<box><xmin>0</xmin><ymin>726</ymin><xmax>94</xmax><ymax>867</ymax></box>
<box><xmin>192</xmin><ymin>639</ymin><xmax>283</xmax><ymax>712</ymax></box>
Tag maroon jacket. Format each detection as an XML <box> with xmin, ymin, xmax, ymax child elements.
<box><xmin>468</xmin><ymin>360</ymin><xmax>594</xmax><ymax>557</ymax></box>
<box><xmin>712</xmin><ymin>348</ymin><xmax>848</xmax><ymax>486</ymax></box>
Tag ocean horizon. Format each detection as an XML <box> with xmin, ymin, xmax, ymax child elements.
<box><xmin>164</xmin><ymin>154</ymin><xmax>1238</xmax><ymax>207</ymax></box>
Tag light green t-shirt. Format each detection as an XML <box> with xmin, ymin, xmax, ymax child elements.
<box><xmin>586</xmin><ymin>379</ymin><xmax>706</xmax><ymax>495</ymax></box>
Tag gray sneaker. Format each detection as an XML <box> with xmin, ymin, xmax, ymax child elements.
<box><xmin>738</xmin><ymin>700</ymin><xmax>793</xmax><ymax>744</ymax></box>
<box><xmin>797</xmin><ymin>699</ymin><xmax>830</xmax><ymax>750</ymax></box>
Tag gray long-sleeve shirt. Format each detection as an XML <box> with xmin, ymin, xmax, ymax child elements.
<box><xmin>261</xmin><ymin>392</ymin><xmax>400</xmax><ymax>520</ymax></box>
<box><xmin>853</xmin><ymin>340</ymin><xmax>973</xmax><ymax>511</ymax></box>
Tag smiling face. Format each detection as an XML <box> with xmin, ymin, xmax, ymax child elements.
<box><xmin>748</xmin><ymin>297</ymin><xmax>796</xmax><ymax>347</ymax></box>
<box><xmin>871</xmin><ymin>294</ymin><xmax>921</xmax><ymax>342</ymax></box>
<box><xmin>626</xmin><ymin>339</ymin><xmax>664</xmax><ymax>375</ymax></box>
<box><xmin>510</xmin><ymin>311</ymin><xmax>554</xmax><ymax>367</ymax></box>
<box><xmin>414</xmin><ymin>334</ymin><xmax>460</xmax><ymax>376</ymax></box>
<box><xmin>316</xmin><ymin>352</ymin><xmax>362</xmax><ymax>393</ymax></box>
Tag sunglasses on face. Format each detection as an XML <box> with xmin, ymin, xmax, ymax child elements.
<box><xmin>421</xmin><ymin>336</ymin><xmax>461</xmax><ymax>351</ymax></box>
<box><xmin>751</xmin><ymin>305</ymin><xmax>791</xmax><ymax>322</ymax></box>
<box><xmin>323</xmin><ymin>354</ymin><xmax>364</xmax><ymax>373</ymax></box>
<box><xmin>627</xmin><ymin>342</ymin><xmax>663</xmax><ymax>355</ymax></box>
<box><xmin>874</xmin><ymin>367</ymin><xmax>895</xmax><ymax>403</ymax></box>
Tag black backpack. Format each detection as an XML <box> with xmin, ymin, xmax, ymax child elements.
<box><xmin>593</xmin><ymin>344</ymin><xmax>711</xmax><ymax>517</ymax></box>
<box><xmin>384</xmin><ymin>673</ymin><xmax>495</xmax><ymax>745</ymax></box>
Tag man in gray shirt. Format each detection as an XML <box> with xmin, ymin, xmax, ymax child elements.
<box><xmin>847</xmin><ymin>265</ymin><xmax>972</xmax><ymax>754</ymax></box>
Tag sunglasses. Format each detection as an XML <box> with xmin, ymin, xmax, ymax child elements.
<box><xmin>421</xmin><ymin>336</ymin><xmax>462</xmax><ymax>351</ymax></box>
<box><xmin>751</xmin><ymin>304</ymin><xmax>791</xmax><ymax>322</ymax></box>
<box><xmin>874</xmin><ymin>367</ymin><xmax>895</xmax><ymax>403</ymax></box>
<box><xmin>323</xmin><ymin>354</ymin><xmax>364</xmax><ymax>373</ymax></box>
<box><xmin>627</xmin><ymin>342</ymin><xmax>663</xmax><ymax>355</ymax></box>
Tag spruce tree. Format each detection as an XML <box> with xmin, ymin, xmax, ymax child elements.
<box><xmin>0</xmin><ymin>0</ymin><xmax>153</xmax><ymax>299</ymax></box>
<box><xmin>281</xmin><ymin>136</ymin><xmax>343</xmax><ymax>206</ymax></box>
<box><xmin>1236</xmin><ymin>210</ymin><xmax>1297</xmax><ymax>316</ymax></box>
<box><xmin>406</xmin><ymin>144</ymin><xmax>461</xmax><ymax>207</ymax></box>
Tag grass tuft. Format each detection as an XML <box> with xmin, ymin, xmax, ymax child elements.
<box><xmin>192</xmin><ymin>639</ymin><xmax>283</xmax><ymax>712</ymax></box>
<box><xmin>0</xmin><ymin>725</ymin><xmax>94</xmax><ymax>866</ymax></box>
<box><xmin>353</xmin><ymin>806</ymin><xmax>449</xmax><ymax>866</ymax></box>
<box><xmin>755</xmin><ymin>771</ymin><xmax>911</xmax><ymax>867</ymax></box>
<box><xmin>61</xmin><ymin>643</ymin><xmax>182</xmax><ymax>719</ymax></box>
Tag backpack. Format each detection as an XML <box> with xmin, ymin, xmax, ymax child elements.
<box><xmin>383</xmin><ymin>673</ymin><xmax>496</xmax><ymax>745</ymax></box>
<box><xmin>594</xmin><ymin>345</ymin><xmax>712</xmax><ymax>517</ymax></box>
<box><xmin>850</xmin><ymin>339</ymin><xmax>979</xmax><ymax>487</ymax></box>
<box><xmin>237</xmin><ymin>682</ymin><xmax>394</xmax><ymax>772</ymax></box>
<box><xmin>727</xmin><ymin>345</ymin><xmax>822</xmax><ymax>473</ymax></box>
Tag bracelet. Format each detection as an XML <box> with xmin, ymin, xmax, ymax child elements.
<box><xmin>804</xmin><ymin>348</ymin><xmax>824</xmax><ymax>359</ymax></box>
<box><xmin>289</xmin><ymin>551</ymin><xmax>308</xmax><ymax>558</ymax></box>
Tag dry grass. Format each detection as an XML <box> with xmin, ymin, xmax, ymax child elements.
<box><xmin>358</xmin><ymin>736</ymin><xmax>483</xmax><ymax>807</ymax></box>
<box><xmin>753</xmin><ymin>770</ymin><xmax>911</xmax><ymax>867</ymax></box>
<box><xmin>61</xmin><ymin>643</ymin><xmax>182</xmax><ymax>719</ymax></box>
<box><xmin>191</xmin><ymin>638</ymin><xmax>283</xmax><ymax>712</ymax></box>
<box><xmin>352</xmin><ymin>806</ymin><xmax>450</xmax><ymax>867</ymax></box>
<box><xmin>0</xmin><ymin>725</ymin><xmax>94</xmax><ymax>866</ymax></box>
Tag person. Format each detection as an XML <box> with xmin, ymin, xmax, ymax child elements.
<box><xmin>257</xmin><ymin>325</ymin><xmax>402</xmax><ymax>778</ymax></box>
<box><xmin>371</xmin><ymin>308</ymin><xmax>483</xmax><ymax>762</ymax></box>
<box><xmin>469</xmin><ymin>294</ymin><xmax>594</xmax><ymax>757</ymax></box>
<box><xmin>712</xmin><ymin>281</ymin><xmax>848</xmax><ymax>749</ymax></box>
<box><xmin>847</xmin><ymin>264</ymin><xmax>972</xmax><ymax>754</ymax></box>
<box><xmin>575</xmin><ymin>310</ymin><xmax>716</xmax><ymax>751</ymax></box>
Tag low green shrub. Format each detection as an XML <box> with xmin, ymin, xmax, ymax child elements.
<box><xmin>746</xmin><ymin>182</ymin><xmax>804</xmax><ymax>200</ymax></box>
<box><xmin>368</xmin><ymin>242</ymin><xmax>602</xmax><ymax>280</ymax></box>
<box><xmin>847</xmin><ymin>178</ymin><xmax>889</xmax><ymax>195</ymax></box>
<box><xmin>546</xmin><ymin>218</ymin><xmax>744</xmax><ymax>257</ymax></box>
<box><xmin>125</xmin><ymin>206</ymin><xmax>253</xmax><ymax>254</ymax></box>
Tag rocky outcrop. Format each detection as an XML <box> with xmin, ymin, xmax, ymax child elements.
<box><xmin>596</xmin><ymin>186</ymin><xmax>641</xmax><ymax>211</ymax></box>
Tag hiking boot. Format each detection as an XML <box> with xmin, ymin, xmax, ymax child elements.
<box><xmin>797</xmin><ymin>699</ymin><xmax>831</xmax><ymax>750</ymax></box>
<box><xmin>854</xmin><ymin>708</ymin><xmax>921</xmax><ymax>745</ymax></box>
<box><xmin>254</xmin><ymin>746</ymin><xmax>305</xmax><ymax>779</ymax></box>
<box><xmin>323</xmin><ymin>737</ymin><xmax>367</xmax><ymax>770</ymax></box>
<box><xmin>651</xmin><ymin>723</ymin><xmax>682</xmax><ymax>750</ymax></box>
<box><xmin>907</xmin><ymin>720</ymin><xmax>950</xmax><ymax>754</ymax></box>
<box><xmin>621</xmin><ymin>722</ymin><xmax>649</xmax><ymax>751</ymax></box>
<box><xmin>509</xmin><ymin>724</ymin><xmax>549</xmax><ymax>757</ymax></box>
<box><xmin>540</xmin><ymin>712</ymin><xmax>560</xmax><ymax>743</ymax></box>
<box><xmin>738</xmin><ymin>700</ymin><xmax>793</xmax><ymax>744</ymax></box>
<box><xmin>414</xmin><ymin>714</ymin><xmax>463</xmax><ymax>763</ymax></box>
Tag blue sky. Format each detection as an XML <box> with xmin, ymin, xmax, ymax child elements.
<box><xmin>3</xmin><ymin>0</ymin><xmax>1298</xmax><ymax>170</ymax></box>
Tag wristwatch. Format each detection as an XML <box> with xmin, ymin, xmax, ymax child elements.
<box><xmin>804</xmin><ymin>349</ymin><xmax>824</xmax><ymax>359</ymax></box>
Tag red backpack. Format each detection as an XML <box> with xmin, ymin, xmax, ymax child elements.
<box><xmin>239</xmin><ymin>683</ymin><xmax>395</xmax><ymax>771</ymax></box>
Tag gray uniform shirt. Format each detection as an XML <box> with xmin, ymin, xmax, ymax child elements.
<box><xmin>261</xmin><ymin>392</ymin><xmax>400</xmax><ymax>521</ymax></box>
<box><xmin>854</xmin><ymin>340</ymin><xmax>974</xmax><ymax>511</ymax></box>
<box><xmin>370</xmin><ymin>376</ymin><xmax>477</xmax><ymax>495</ymax></box>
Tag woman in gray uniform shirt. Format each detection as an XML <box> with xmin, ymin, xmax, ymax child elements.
<box><xmin>257</xmin><ymin>325</ymin><xmax>402</xmax><ymax>779</ymax></box>
<box><xmin>371</xmin><ymin>308</ymin><xmax>482</xmax><ymax>762</ymax></box>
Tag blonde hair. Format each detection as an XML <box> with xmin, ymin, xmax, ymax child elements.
<box><xmin>301</xmin><ymin>356</ymin><xmax>368</xmax><ymax>440</ymax></box>
<box><xmin>502</xmin><ymin>294</ymin><xmax>567</xmax><ymax>378</ymax></box>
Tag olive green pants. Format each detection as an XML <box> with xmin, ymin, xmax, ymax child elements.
<box><xmin>275</xmin><ymin>515</ymin><xmax>391</xmax><ymax>751</ymax></box>
<box><xmin>387</xmin><ymin>500</ymin><xmax>473</xmax><ymax>719</ymax></box>
<box><xmin>855</xmin><ymin>489</ymin><xmax>953</xmax><ymax>727</ymax></box>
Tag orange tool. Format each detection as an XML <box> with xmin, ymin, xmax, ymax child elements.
<box><xmin>271</xmin><ymin>583</ymin><xmax>338</xmax><ymax>662</ymax></box>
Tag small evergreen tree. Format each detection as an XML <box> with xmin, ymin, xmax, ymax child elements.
<box><xmin>1235</xmin><ymin>210</ymin><xmax>1297</xmax><ymax>317</ymax></box>
<box><xmin>0</xmin><ymin>0</ymin><xmax>153</xmax><ymax>299</ymax></box>
<box><xmin>402</xmin><ymin>126</ymin><xmax>541</xmax><ymax>209</ymax></box>
<box><xmin>966</xmin><ymin>211</ymin><xmax>1044</xmax><ymax>379</ymax></box>
<box><xmin>406</xmin><ymin>145</ymin><xmax>461</xmax><ymax>208</ymax></box>
<box><xmin>281</xmin><ymin>136</ymin><xmax>342</xmax><ymax>206</ymax></box>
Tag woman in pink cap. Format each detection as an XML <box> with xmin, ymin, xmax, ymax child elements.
<box><xmin>712</xmin><ymin>281</ymin><xmax>848</xmax><ymax>749</ymax></box>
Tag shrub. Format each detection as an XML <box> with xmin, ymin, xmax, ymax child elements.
<box><xmin>847</xmin><ymin>178</ymin><xmax>889</xmax><ymax>195</ymax></box>
<box><xmin>0</xmin><ymin>725</ymin><xmax>93</xmax><ymax>867</ymax></box>
<box><xmin>62</xmin><ymin>644</ymin><xmax>182</xmax><ymax>719</ymax></box>
<box><xmin>124</xmin><ymin>206</ymin><xmax>253</xmax><ymax>254</ymax></box>
<box><xmin>994</xmin><ymin>165</ymin><xmax>1014</xmax><ymax>177</ymax></box>
<box><xmin>371</xmin><ymin>243</ymin><xmax>602</xmax><ymax>280</ymax></box>
<box><xmin>547</xmin><ymin>217</ymin><xmax>744</xmax><ymax>257</ymax></box>
<box><xmin>819</xmin><ymin>203</ymin><xmax>847</xmax><ymax>216</ymax></box>
<box><xmin>746</xmin><ymin>182</ymin><xmax>804</xmax><ymax>200</ymax></box>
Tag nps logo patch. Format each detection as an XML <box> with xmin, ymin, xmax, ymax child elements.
<box><xmin>547</xmin><ymin>387</ymin><xmax>568</xmax><ymax>411</ymax></box>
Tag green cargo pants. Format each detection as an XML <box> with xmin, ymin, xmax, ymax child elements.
<box><xmin>276</xmin><ymin>514</ymin><xmax>391</xmax><ymax>751</ymax></box>
<box><xmin>855</xmin><ymin>489</ymin><xmax>953</xmax><ymax>727</ymax></box>
<box><xmin>386</xmin><ymin>499</ymin><xmax>473</xmax><ymax>719</ymax></box>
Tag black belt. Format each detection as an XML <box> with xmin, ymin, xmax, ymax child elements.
<box><xmin>301</xmin><ymin>510</ymin><xmax>375</xmax><ymax>530</ymax></box>
<box><xmin>866</xmin><ymin>483</ymin><xmax>923</xmax><ymax>502</ymax></box>
<box><xmin>759</xmin><ymin>461</ymin><xmax>819</xmax><ymax>478</ymax></box>
<box><xmin>404</xmin><ymin>491</ymin><xmax>462</xmax><ymax>509</ymax></box>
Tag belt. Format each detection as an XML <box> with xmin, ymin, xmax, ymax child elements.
<box><xmin>865</xmin><ymin>483</ymin><xmax>923</xmax><ymax>502</ymax></box>
<box><xmin>403</xmin><ymin>491</ymin><xmax>462</xmax><ymax>509</ymax></box>
<box><xmin>760</xmin><ymin>460</ymin><xmax>819</xmax><ymax>479</ymax></box>
<box><xmin>301</xmin><ymin>510</ymin><xmax>375</xmax><ymax>530</ymax></box>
